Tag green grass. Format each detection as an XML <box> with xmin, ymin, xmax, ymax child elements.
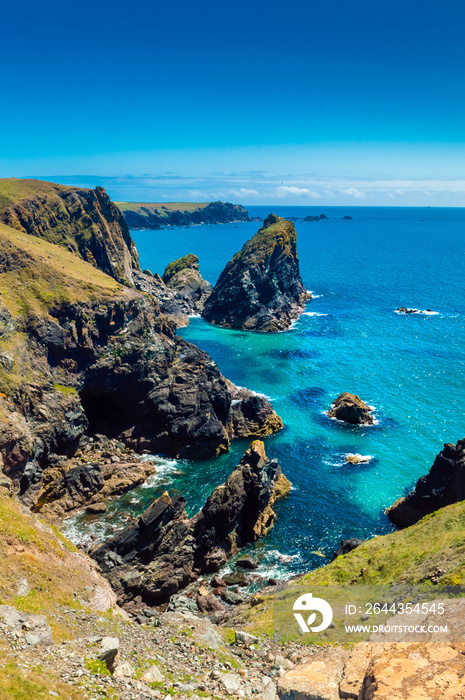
<box><xmin>115</xmin><ymin>201</ymin><xmax>211</xmax><ymax>216</ymax></box>
<box><xmin>245</xmin><ymin>500</ymin><xmax>465</xmax><ymax>640</ymax></box>
<box><xmin>0</xmin><ymin>221</ymin><xmax>123</xmax><ymax>318</ymax></box>
<box><xmin>0</xmin><ymin>178</ymin><xmax>71</xmax><ymax>211</ymax></box>
<box><xmin>0</xmin><ymin>659</ymin><xmax>85</xmax><ymax>700</ymax></box>
<box><xmin>163</xmin><ymin>253</ymin><xmax>198</xmax><ymax>281</ymax></box>
<box><xmin>53</xmin><ymin>383</ymin><xmax>77</xmax><ymax>396</ymax></box>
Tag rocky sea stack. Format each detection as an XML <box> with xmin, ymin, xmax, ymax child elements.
<box><xmin>387</xmin><ymin>438</ymin><xmax>465</xmax><ymax>528</ymax></box>
<box><xmin>92</xmin><ymin>440</ymin><xmax>291</xmax><ymax>607</ymax></box>
<box><xmin>162</xmin><ymin>253</ymin><xmax>212</xmax><ymax>312</ymax></box>
<box><xmin>202</xmin><ymin>213</ymin><xmax>310</xmax><ymax>332</ymax></box>
<box><xmin>328</xmin><ymin>392</ymin><xmax>374</xmax><ymax>425</ymax></box>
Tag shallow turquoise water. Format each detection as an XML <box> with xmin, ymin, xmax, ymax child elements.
<box><xmin>66</xmin><ymin>207</ymin><xmax>465</xmax><ymax>580</ymax></box>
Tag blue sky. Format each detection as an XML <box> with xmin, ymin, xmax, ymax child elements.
<box><xmin>1</xmin><ymin>0</ymin><xmax>464</xmax><ymax>205</ymax></box>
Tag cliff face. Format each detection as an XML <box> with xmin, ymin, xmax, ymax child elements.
<box><xmin>0</xmin><ymin>179</ymin><xmax>140</xmax><ymax>286</ymax></box>
<box><xmin>202</xmin><ymin>213</ymin><xmax>310</xmax><ymax>332</ymax></box>
<box><xmin>0</xmin><ymin>219</ymin><xmax>282</xmax><ymax>510</ymax></box>
<box><xmin>92</xmin><ymin>440</ymin><xmax>290</xmax><ymax>607</ymax></box>
<box><xmin>387</xmin><ymin>438</ymin><xmax>465</xmax><ymax>528</ymax></box>
<box><xmin>117</xmin><ymin>200</ymin><xmax>252</xmax><ymax>229</ymax></box>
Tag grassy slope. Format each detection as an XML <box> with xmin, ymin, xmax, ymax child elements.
<box><xmin>245</xmin><ymin>500</ymin><xmax>465</xmax><ymax>637</ymax></box>
<box><xmin>0</xmin><ymin>221</ymin><xmax>125</xmax><ymax>318</ymax></box>
<box><xmin>0</xmin><ymin>178</ymin><xmax>71</xmax><ymax>211</ymax></box>
<box><xmin>115</xmin><ymin>201</ymin><xmax>210</xmax><ymax>216</ymax></box>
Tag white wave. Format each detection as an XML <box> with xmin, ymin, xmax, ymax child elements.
<box><xmin>302</xmin><ymin>312</ymin><xmax>328</xmax><ymax>317</ymax></box>
<box><xmin>188</xmin><ymin>313</ymin><xmax>202</xmax><ymax>318</ymax></box>
<box><xmin>232</xmin><ymin>384</ymin><xmax>273</xmax><ymax>401</ymax></box>
<box><xmin>395</xmin><ymin>308</ymin><xmax>439</xmax><ymax>315</ymax></box>
<box><xmin>140</xmin><ymin>456</ymin><xmax>182</xmax><ymax>489</ymax></box>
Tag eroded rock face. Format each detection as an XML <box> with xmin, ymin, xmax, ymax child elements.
<box><xmin>387</xmin><ymin>438</ymin><xmax>465</xmax><ymax>528</ymax></box>
<box><xmin>1</xmin><ymin>181</ymin><xmax>140</xmax><ymax>286</ymax></box>
<box><xmin>327</xmin><ymin>393</ymin><xmax>374</xmax><ymax>425</ymax></box>
<box><xmin>92</xmin><ymin>441</ymin><xmax>288</xmax><ymax>606</ymax></box>
<box><xmin>132</xmin><ymin>254</ymin><xmax>212</xmax><ymax>327</ymax></box>
<box><xmin>202</xmin><ymin>214</ymin><xmax>310</xmax><ymax>332</ymax></box>
<box><xmin>162</xmin><ymin>254</ymin><xmax>212</xmax><ymax>313</ymax></box>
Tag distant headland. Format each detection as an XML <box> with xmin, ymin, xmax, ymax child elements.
<box><xmin>115</xmin><ymin>200</ymin><xmax>258</xmax><ymax>229</ymax></box>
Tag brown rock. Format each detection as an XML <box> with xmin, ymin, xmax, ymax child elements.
<box><xmin>328</xmin><ymin>393</ymin><xmax>374</xmax><ymax>425</ymax></box>
<box><xmin>196</xmin><ymin>594</ymin><xmax>225</xmax><ymax>614</ymax></box>
<box><xmin>360</xmin><ymin>642</ymin><xmax>465</xmax><ymax>699</ymax></box>
<box><xmin>339</xmin><ymin>643</ymin><xmax>371</xmax><ymax>699</ymax></box>
<box><xmin>277</xmin><ymin>648</ymin><xmax>348</xmax><ymax>700</ymax></box>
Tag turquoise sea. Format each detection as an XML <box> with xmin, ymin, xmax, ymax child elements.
<box><xmin>65</xmin><ymin>207</ymin><xmax>465</xmax><ymax>580</ymax></box>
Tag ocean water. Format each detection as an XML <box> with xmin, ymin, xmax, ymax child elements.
<box><xmin>64</xmin><ymin>207</ymin><xmax>465</xmax><ymax>580</ymax></box>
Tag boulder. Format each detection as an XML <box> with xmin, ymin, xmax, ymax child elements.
<box><xmin>196</xmin><ymin>594</ymin><xmax>225</xmax><ymax>613</ymax></box>
<box><xmin>97</xmin><ymin>636</ymin><xmax>120</xmax><ymax>673</ymax></box>
<box><xmin>327</xmin><ymin>393</ymin><xmax>374</xmax><ymax>425</ymax></box>
<box><xmin>332</xmin><ymin>538</ymin><xmax>365</xmax><ymax>560</ymax></box>
<box><xmin>387</xmin><ymin>438</ymin><xmax>465</xmax><ymax>528</ymax></box>
<box><xmin>202</xmin><ymin>214</ymin><xmax>310</xmax><ymax>332</ymax></box>
<box><xmin>140</xmin><ymin>665</ymin><xmax>164</xmax><ymax>683</ymax></box>
<box><xmin>92</xmin><ymin>441</ymin><xmax>288</xmax><ymax>606</ymax></box>
<box><xmin>236</xmin><ymin>556</ymin><xmax>259</xmax><ymax>570</ymax></box>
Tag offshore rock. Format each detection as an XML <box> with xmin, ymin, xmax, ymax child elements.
<box><xmin>387</xmin><ymin>438</ymin><xmax>465</xmax><ymax>528</ymax></box>
<box><xmin>202</xmin><ymin>214</ymin><xmax>310</xmax><ymax>332</ymax></box>
<box><xmin>327</xmin><ymin>393</ymin><xmax>374</xmax><ymax>425</ymax></box>
<box><xmin>92</xmin><ymin>441</ymin><xmax>288</xmax><ymax>606</ymax></box>
<box><xmin>0</xmin><ymin>179</ymin><xmax>140</xmax><ymax>286</ymax></box>
<box><xmin>225</xmin><ymin>379</ymin><xmax>284</xmax><ymax>438</ymax></box>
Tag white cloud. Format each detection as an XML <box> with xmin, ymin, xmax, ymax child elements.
<box><xmin>341</xmin><ymin>187</ymin><xmax>366</xmax><ymax>199</ymax></box>
<box><xmin>275</xmin><ymin>185</ymin><xmax>322</xmax><ymax>199</ymax></box>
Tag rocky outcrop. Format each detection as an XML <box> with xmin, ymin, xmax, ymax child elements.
<box><xmin>132</xmin><ymin>255</ymin><xmax>211</xmax><ymax>327</ymax></box>
<box><xmin>327</xmin><ymin>392</ymin><xmax>374</xmax><ymax>425</ymax></box>
<box><xmin>304</xmin><ymin>213</ymin><xmax>328</xmax><ymax>222</ymax></box>
<box><xmin>162</xmin><ymin>254</ymin><xmax>212</xmax><ymax>312</ymax></box>
<box><xmin>225</xmin><ymin>380</ymin><xmax>284</xmax><ymax>438</ymax></box>
<box><xmin>202</xmin><ymin>214</ymin><xmax>310</xmax><ymax>332</ymax></box>
<box><xmin>387</xmin><ymin>438</ymin><xmax>465</xmax><ymax>528</ymax></box>
<box><xmin>92</xmin><ymin>441</ymin><xmax>288</xmax><ymax>606</ymax></box>
<box><xmin>332</xmin><ymin>537</ymin><xmax>365</xmax><ymax>559</ymax></box>
<box><xmin>0</xmin><ymin>179</ymin><xmax>140</xmax><ymax>286</ymax></box>
<box><xmin>117</xmin><ymin>201</ymin><xmax>252</xmax><ymax>229</ymax></box>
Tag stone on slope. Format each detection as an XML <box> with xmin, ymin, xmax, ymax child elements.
<box><xmin>92</xmin><ymin>441</ymin><xmax>288</xmax><ymax>606</ymax></box>
<box><xmin>0</xmin><ymin>605</ymin><xmax>54</xmax><ymax>646</ymax></box>
<box><xmin>327</xmin><ymin>393</ymin><xmax>374</xmax><ymax>425</ymax></box>
<box><xmin>387</xmin><ymin>438</ymin><xmax>465</xmax><ymax>528</ymax></box>
<box><xmin>202</xmin><ymin>214</ymin><xmax>310</xmax><ymax>332</ymax></box>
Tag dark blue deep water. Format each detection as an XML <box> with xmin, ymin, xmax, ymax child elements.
<box><xmin>65</xmin><ymin>207</ymin><xmax>465</xmax><ymax>580</ymax></box>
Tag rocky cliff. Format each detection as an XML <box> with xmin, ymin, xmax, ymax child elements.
<box><xmin>0</xmin><ymin>178</ymin><xmax>140</xmax><ymax>286</ymax></box>
<box><xmin>202</xmin><ymin>214</ymin><xmax>310</xmax><ymax>332</ymax></box>
<box><xmin>0</xmin><ymin>218</ymin><xmax>282</xmax><ymax>512</ymax></box>
<box><xmin>117</xmin><ymin>201</ymin><xmax>252</xmax><ymax>229</ymax></box>
<box><xmin>387</xmin><ymin>438</ymin><xmax>465</xmax><ymax>528</ymax></box>
<box><xmin>92</xmin><ymin>440</ymin><xmax>290</xmax><ymax>607</ymax></box>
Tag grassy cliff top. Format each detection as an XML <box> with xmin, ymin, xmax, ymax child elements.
<box><xmin>244</xmin><ymin>500</ymin><xmax>465</xmax><ymax>638</ymax></box>
<box><xmin>163</xmin><ymin>253</ymin><xmax>199</xmax><ymax>282</ymax></box>
<box><xmin>0</xmin><ymin>222</ymin><xmax>124</xmax><ymax>317</ymax></box>
<box><xmin>231</xmin><ymin>214</ymin><xmax>297</xmax><ymax>266</ymax></box>
<box><xmin>0</xmin><ymin>178</ymin><xmax>73</xmax><ymax>211</ymax></box>
<box><xmin>115</xmin><ymin>201</ymin><xmax>211</xmax><ymax>215</ymax></box>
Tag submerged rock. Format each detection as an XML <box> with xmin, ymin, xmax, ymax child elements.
<box><xmin>387</xmin><ymin>438</ymin><xmax>465</xmax><ymax>528</ymax></box>
<box><xmin>202</xmin><ymin>214</ymin><xmax>310</xmax><ymax>332</ymax></box>
<box><xmin>92</xmin><ymin>440</ymin><xmax>289</xmax><ymax>606</ymax></box>
<box><xmin>328</xmin><ymin>393</ymin><xmax>374</xmax><ymax>425</ymax></box>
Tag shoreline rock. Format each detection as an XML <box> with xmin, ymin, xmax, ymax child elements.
<box><xmin>91</xmin><ymin>440</ymin><xmax>290</xmax><ymax>607</ymax></box>
<box><xmin>202</xmin><ymin>213</ymin><xmax>310</xmax><ymax>332</ymax></box>
<box><xmin>387</xmin><ymin>438</ymin><xmax>465</xmax><ymax>528</ymax></box>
